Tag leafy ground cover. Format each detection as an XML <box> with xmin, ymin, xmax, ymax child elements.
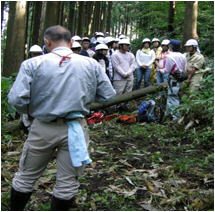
<box><xmin>1</xmin><ymin>66</ymin><xmax>214</xmax><ymax>211</ymax></box>
<box><xmin>2</xmin><ymin>106</ymin><xmax>213</xmax><ymax>211</ymax></box>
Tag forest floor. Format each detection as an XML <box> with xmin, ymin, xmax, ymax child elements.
<box><xmin>1</xmin><ymin>95</ymin><xmax>214</xmax><ymax>211</ymax></box>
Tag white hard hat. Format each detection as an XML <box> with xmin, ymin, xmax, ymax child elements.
<box><xmin>115</xmin><ymin>38</ymin><xmax>120</xmax><ymax>42</ymax></box>
<box><xmin>96</xmin><ymin>32</ymin><xmax>104</xmax><ymax>37</ymax></box>
<box><xmin>161</xmin><ymin>39</ymin><xmax>170</xmax><ymax>45</ymax></box>
<box><xmin>119</xmin><ymin>34</ymin><xmax>127</xmax><ymax>39</ymax></box>
<box><xmin>72</xmin><ymin>41</ymin><xmax>81</xmax><ymax>48</ymax></box>
<box><xmin>184</xmin><ymin>39</ymin><xmax>198</xmax><ymax>47</ymax></box>
<box><xmin>142</xmin><ymin>38</ymin><xmax>151</xmax><ymax>43</ymax></box>
<box><xmin>96</xmin><ymin>37</ymin><xmax>105</xmax><ymax>44</ymax></box>
<box><xmin>82</xmin><ymin>37</ymin><xmax>90</xmax><ymax>42</ymax></box>
<box><xmin>118</xmin><ymin>39</ymin><xmax>130</xmax><ymax>45</ymax></box>
<box><xmin>152</xmin><ymin>38</ymin><xmax>160</xmax><ymax>43</ymax></box>
<box><xmin>29</xmin><ymin>45</ymin><xmax>43</xmax><ymax>53</ymax></box>
<box><xmin>104</xmin><ymin>36</ymin><xmax>115</xmax><ymax>44</ymax></box>
<box><xmin>72</xmin><ymin>35</ymin><xmax>82</xmax><ymax>41</ymax></box>
<box><xmin>95</xmin><ymin>44</ymin><xmax>108</xmax><ymax>51</ymax></box>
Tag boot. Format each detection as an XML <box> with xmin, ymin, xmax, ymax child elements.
<box><xmin>51</xmin><ymin>196</ymin><xmax>76</xmax><ymax>211</ymax></box>
<box><xmin>10</xmin><ymin>187</ymin><xmax>32</xmax><ymax>211</ymax></box>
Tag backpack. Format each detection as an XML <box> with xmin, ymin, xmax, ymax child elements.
<box><xmin>137</xmin><ymin>100</ymin><xmax>164</xmax><ymax>123</ymax></box>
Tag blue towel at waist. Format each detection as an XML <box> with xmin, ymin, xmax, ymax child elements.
<box><xmin>66</xmin><ymin>112</ymin><xmax>92</xmax><ymax>167</ymax></box>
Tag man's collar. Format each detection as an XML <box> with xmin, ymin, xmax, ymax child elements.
<box><xmin>51</xmin><ymin>47</ymin><xmax>72</xmax><ymax>52</ymax></box>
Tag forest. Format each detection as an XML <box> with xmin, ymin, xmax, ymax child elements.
<box><xmin>1</xmin><ymin>1</ymin><xmax>214</xmax><ymax>211</ymax></box>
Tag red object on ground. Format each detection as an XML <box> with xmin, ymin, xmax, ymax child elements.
<box><xmin>117</xmin><ymin>115</ymin><xmax>137</xmax><ymax>124</ymax></box>
<box><xmin>87</xmin><ymin>112</ymin><xmax>105</xmax><ymax>124</ymax></box>
<box><xmin>103</xmin><ymin>114</ymin><xmax>118</xmax><ymax>121</ymax></box>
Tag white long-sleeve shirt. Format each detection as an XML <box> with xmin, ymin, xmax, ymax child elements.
<box><xmin>163</xmin><ymin>52</ymin><xmax>187</xmax><ymax>74</ymax></box>
<box><xmin>111</xmin><ymin>50</ymin><xmax>136</xmax><ymax>80</ymax></box>
<box><xmin>136</xmin><ymin>49</ymin><xmax>155</xmax><ymax>68</ymax></box>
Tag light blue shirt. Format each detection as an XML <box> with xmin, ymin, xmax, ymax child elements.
<box><xmin>8</xmin><ymin>47</ymin><xmax>116</xmax><ymax>121</ymax></box>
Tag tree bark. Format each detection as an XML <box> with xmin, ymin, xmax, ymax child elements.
<box><xmin>68</xmin><ymin>2</ymin><xmax>76</xmax><ymax>35</ymax></box>
<box><xmin>102</xmin><ymin>2</ymin><xmax>107</xmax><ymax>33</ymax></box>
<box><xmin>1</xmin><ymin>1</ymin><xmax>5</xmax><ymax>33</ymax></box>
<box><xmin>3</xmin><ymin>1</ymin><xmax>27</xmax><ymax>77</ymax></box>
<box><xmin>183</xmin><ymin>1</ymin><xmax>199</xmax><ymax>44</ymax></box>
<box><xmin>86</xmin><ymin>1</ymin><xmax>94</xmax><ymax>36</ymax></box>
<box><xmin>90</xmin><ymin>82</ymin><xmax>167</xmax><ymax>110</ymax></box>
<box><xmin>168</xmin><ymin>1</ymin><xmax>175</xmax><ymax>35</ymax></box>
<box><xmin>31</xmin><ymin>2</ymin><xmax>42</xmax><ymax>45</ymax></box>
<box><xmin>92</xmin><ymin>2</ymin><xmax>101</xmax><ymax>33</ymax></box>
<box><xmin>77</xmin><ymin>1</ymin><xmax>84</xmax><ymax>36</ymax></box>
<box><xmin>106</xmin><ymin>2</ymin><xmax>112</xmax><ymax>33</ymax></box>
<box><xmin>58</xmin><ymin>2</ymin><xmax>64</xmax><ymax>25</ymax></box>
<box><xmin>44</xmin><ymin>1</ymin><xmax>61</xmax><ymax>29</ymax></box>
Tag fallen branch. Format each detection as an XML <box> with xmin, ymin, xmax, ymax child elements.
<box><xmin>2</xmin><ymin>83</ymin><xmax>167</xmax><ymax>133</ymax></box>
<box><xmin>90</xmin><ymin>82</ymin><xmax>167</xmax><ymax>110</ymax></box>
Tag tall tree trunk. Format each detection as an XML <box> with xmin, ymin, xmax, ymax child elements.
<box><xmin>168</xmin><ymin>1</ymin><xmax>175</xmax><ymax>35</ymax></box>
<box><xmin>102</xmin><ymin>2</ymin><xmax>107</xmax><ymax>33</ymax></box>
<box><xmin>183</xmin><ymin>1</ymin><xmax>199</xmax><ymax>44</ymax></box>
<box><xmin>92</xmin><ymin>2</ymin><xmax>101</xmax><ymax>34</ymax></box>
<box><xmin>31</xmin><ymin>2</ymin><xmax>42</xmax><ymax>45</ymax></box>
<box><xmin>86</xmin><ymin>1</ymin><xmax>94</xmax><ymax>36</ymax></box>
<box><xmin>82</xmin><ymin>1</ymin><xmax>87</xmax><ymax>35</ymax></box>
<box><xmin>1</xmin><ymin>1</ymin><xmax>5</xmax><ymax>33</ymax></box>
<box><xmin>38</xmin><ymin>2</ymin><xmax>61</xmax><ymax>45</ymax></box>
<box><xmin>68</xmin><ymin>2</ymin><xmax>76</xmax><ymax>35</ymax></box>
<box><xmin>3</xmin><ymin>1</ymin><xmax>27</xmax><ymax>77</ymax></box>
<box><xmin>77</xmin><ymin>2</ymin><xmax>84</xmax><ymax>36</ymax></box>
<box><xmin>38</xmin><ymin>2</ymin><xmax>47</xmax><ymax>45</ymax></box>
<box><xmin>58</xmin><ymin>2</ymin><xmax>64</xmax><ymax>25</ymax></box>
<box><xmin>125</xmin><ymin>6</ymin><xmax>129</xmax><ymax>35</ymax></box>
<box><xmin>44</xmin><ymin>1</ymin><xmax>61</xmax><ymax>29</ymax></box>
<box><xmin>106</xmin><ymin>2</ymin><xmax>112</xmax><ymax>33</ymax></box>
<box><xmin>25</xmin><ymin>1</ymin><xmax>31</xmax><ymax>57</ymax></box>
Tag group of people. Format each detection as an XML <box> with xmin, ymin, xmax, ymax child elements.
<box><xmin>8</xmin><ymin>25</ymin><xmax>205</xmax><ymax>211</ymax></box>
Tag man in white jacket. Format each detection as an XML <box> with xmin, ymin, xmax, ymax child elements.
<box><xmin>134</xmin><ymin>38</ymin><xmax>155</xmax><ymax>89</ymax></box>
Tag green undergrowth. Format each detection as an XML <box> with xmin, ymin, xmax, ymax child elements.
<box><xmin>1</xmin><ymin>65</ymin><xmax>214</xmax><ymax>211</ymax></box>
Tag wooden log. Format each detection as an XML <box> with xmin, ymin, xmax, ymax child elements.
<box><xmin>2</xmin><ymin>119</ymin><xmax>22</xmax><ymax>133</ymax></box>
<box><xmin>90</xmin><ymin>82</ymin><xmax>167</xmax><ymax>110</ymax></box>
<box><xmin>2</xmin><ymin>83</ymin><xmax>167</xmax><ymax>132</ymax></box>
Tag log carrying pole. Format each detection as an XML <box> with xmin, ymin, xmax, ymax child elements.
<box><xmin>2</xmin><ymin>83</ymin><xmax>167</xmax><ymax>133</ymax></box>
<box><xmin>90</xmin><ymin>82</ymin><xmax>167</xmax><ymax>110</ymax></box>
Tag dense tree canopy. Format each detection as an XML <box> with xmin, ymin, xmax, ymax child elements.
<box><xmin>1</xmin><ymin>1</ymin><xmax>214</xmax><ymax>75</ymax></box>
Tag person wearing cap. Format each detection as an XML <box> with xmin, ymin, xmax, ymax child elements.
<box><xmin>29</xmin><ymin>45</ymin><xmax>43</xmax><ymax>58</ymax></box>
<box><xmin>104</xmin><ymin>37</ymin><xmax>117</xmax><ymax>82</ymax></box>
<box><xmin>154</xmin><ymin>39</ymin><xmax>171</xmax><ymax>84</ymax></box>
<box><xmin>184</xmin><ymin>39</ymin><xmax>205</xmax><ymax>92</ymax></box>
<box><xmin>163</xmin><ymin>39</ymin><xmax>187</xmax><ymax>120</ymax></box>
<box><xmin>80</xmin><ymin>37</ymin><xmax>95</xmax><ymax>58</ymax></box>
<box><xmin>21</xmin><ymin>45</ymin><xmax>43</xmax><ymax>130</ymax></box>
<box><xmin>151</xmin><ymin>38</ymin><xmax>162</xmax><ymax>82</ymax></box>
<box><xmin>71</xmin><ymin>41</ymin><xmax>81</xmax><ymax>54</ymax></box>
<box><xmin>93</xmin><ymin>44</ymin><xmax>110</xmax><ymax>78</ymax></box>
<box><xmin>134</xmin><ymin>38</ymin><xmax>155</xmax><ymax>89</ymax></box>
<box><xmin>71</xmin><ymin>35</ymin><xmax>82</xmax><ymax>44</ymax></box>
<box><xmin>111</xmin><ymin>39</ymin><xmax>136</xmax><ymax>101</ymax></box>
<box><xmin>8</xmin><ymin>25</ymin><xmax>116</xmax><ymax>211</ymax></box>
<box><xmin>114</xmin><ymin>38</ymin><xmax>120</xmax><ymax>51</ymax></box>
<box><xmin>119</xmin><ymin>34</ymin><xmax>127</xmax><ymax>40</ymax></box>
<box><xmin>91</xmin><ymin>37</ymin><xmax>105</xmax><ymax>52</ymax></box>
